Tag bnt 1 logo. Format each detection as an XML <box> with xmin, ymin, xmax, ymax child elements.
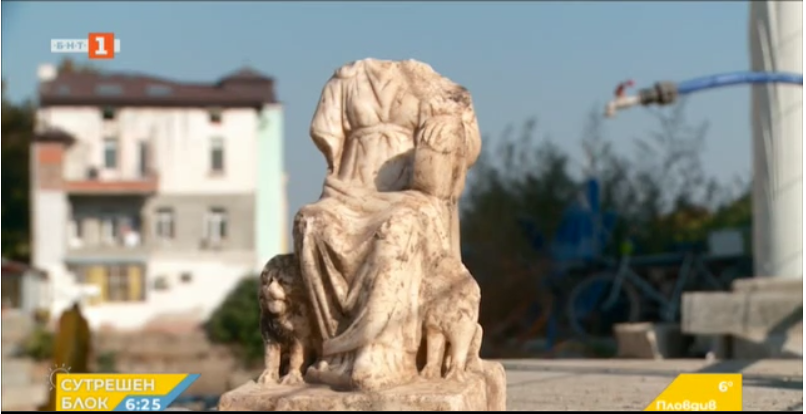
<box><xmin>88</xmin><ymin>33</ymin><xmax>115</xmax><ymax>59</ymax></box>
<box><xmin>50</xmin><ymin>33</ymin><xmax>121</xmax><ymax>60</ymax></box>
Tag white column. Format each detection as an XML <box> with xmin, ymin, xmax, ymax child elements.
<box><xmin>748</xmin><ymin>1</ymin><xmax>803</xmax><ymax>278</ymax></box>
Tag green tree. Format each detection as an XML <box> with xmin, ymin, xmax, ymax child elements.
<box><xmin>1</xmin><ymin>80</ymin><xmax>35</xmax><ymax>262</ymax></box>
<box><xmin>1</xmin><ymin>58</ymin><xmax>100</xmax><ymax>263</ymax></box>
<box><xmin>205</xmin><ymin>276</ymin><xmax>263</xmax><ymax>367</ymax></box>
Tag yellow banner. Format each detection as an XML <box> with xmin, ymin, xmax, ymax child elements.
<box><xmin>54</xmin><ymin>373</ymin><xmax>200</xmax><ymax>411</ymax></box>
<box><xmin>645</xmin><ymin>373</ymin><xmax>742</xmax><ymax>411</ymax></box>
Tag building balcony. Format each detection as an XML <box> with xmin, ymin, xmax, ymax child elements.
<box><xmin>65</xmin><ymin>234</ymin><xmax>150</xmax><ymax>264</ymax></box>
<box><xmin>66</xmin><ymin>212</ymin><xmax>150</xmax><ymax>260</ymax></box>
<box><xmin>64</xmin><ymin>170</ymin><xmax>159</xmax><ymax>195</ymax></box>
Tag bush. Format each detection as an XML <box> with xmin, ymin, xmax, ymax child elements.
<box><xmin>23</xmin><ymin>324</ymin><xmax>54</xmax><ymax>361</ymax></box>
<box><xmin>96</xmin><ymin>351</ymin><xmax>118</xmax><ymax>373</ymax></box>
<box><xmin>205</xmin><ymin>276</ymin><xmax>263</xmax><ymax>366</ymax></box>
<box><xmin>33</xmin><ymin>308</ymin><xmax>50</xmax><ymax>324</ymax></box>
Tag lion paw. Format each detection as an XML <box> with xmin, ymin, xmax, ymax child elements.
<box><xmin>445</xmin><ymin>367</ymin><xmax>467</xmax><ymax>383</ymax></box>
<box><xmin>420</xmin><ymin>365</ymin><xmax>441</xmax><ymax>380</ymax></box>
<box><xmin>280</xmin><ymin>371</ymin><xmax>305</xmax><ymax>386</ymax></box>
<box><xmin>257</xmin><ymin>369</ymin><xmax>279</xmax><ymax>386</ymax></box>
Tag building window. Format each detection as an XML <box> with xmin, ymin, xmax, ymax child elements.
<box><xmin>138</xmin><ymin>141</ymin><xmax>149</xmax><ymax>177</ymax></box>
<box><xmin>155</xmin><ymin>208</ymin><xmax>175</xmax><ymax>240</ymax></box>
<box><xmin>100</xmin><ymin>215</ymin><xmax>120</xmax><ymax>245</ymax></box>
<box><xmin>103</xmin><ymin>138</ymin><xmax>118</xmax><ymax>169</ymax></box>
<box><xmin>99</xmin><ymin>214</ymin><xmax>141</xmax><ymax>247</ymax></box>
<box><xmin>68</xmin><ymin>217</ymin><xmax>84</xmax><ymax>248</ymax></box>
<box><xmin>205</xmin><ymin>208</ymin><xmax>227</xmax><ymax>243</ymax></box>
<box><xmin>153</xmin><ymin>276</ymin><xmax>169</xmax><ymax>291</ymax></box>
<box><xmin>210</xmin><ymin>137</ymin><xmax>225</xmax><ymax>173</ymax></box>
<box><xmin>106</xmin><ymin>265</ymin><xmax>130</xmax><ymax>302</ymax></box>
<box><xmin>96</xmin><ymin>84</ymin><xmax>123</xmax><ymax>96</ymax></box>
<box><xmin>209</xmin><ymin>108</ymin><xmax>222</xmax><ymax>124</ymax></box>
<box><xmin>146</xmin><ymin>84</ymin><xmax>173</xmax><ymax>97</ymax></box>
<box><xmin>76</xmin><ymin>264</ymin><xmax>146</xmax><ymax>304</ymax></box>
<box><xmin>102</xmin><ymin>106</ymin><xmax>116</xmax><ymax>120</ymax></box>
<box><xmin>119</xmin><ymin>216</ymin><xmax>142</xmax><ymax>248</ymax></box>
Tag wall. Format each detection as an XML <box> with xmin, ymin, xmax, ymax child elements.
<box><xmin>79</xmin><ymin>254</ymin><xmax>253</xmax><ymax>330</ymax></box>
<box><xmin>143</xmin><ymin>194</ymin><xmax>255</xmax><ymax>253</ymax></box>
<box><xmin>255</xmin><ymin>105</ymin><xmax>287</xmax><ymax>269</ymax></box>
<box><xmin>38</xmin><ymin>106</ymin><xmax>260</xmax><ymax>194</ymax></box>
<box><xmin>21</xmin><ymin>272</ymin><xmax>49</xmax><ymax>314</ymax></box>
<box><xmin>31</xmin><ymin>191</ymin><xmax>73</xmax><ymax>317</ymax></box>
<box><xmin>64</xmin><ymin>192</ymin><xmax>257</xmax><ymax>330</ymax></box>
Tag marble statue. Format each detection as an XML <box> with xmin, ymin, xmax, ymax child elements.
<box><xmin>256</xmin><ymin>254</ymin><xmax>317</xmax><ymax>386</ymax></box>
<box><xmin>219</xmin><ymin>58</ymin><xmax>506</xmax><ymax>411</ymax></box>
<box><xmin>293</xmin><ymin>57</ymin><xmax>482</xmax><ymax>392</ymax></box>
<box><xmin>419</xmin><ymin>254</ymin><xmax>483</xmax><ymax>382</ymax></box>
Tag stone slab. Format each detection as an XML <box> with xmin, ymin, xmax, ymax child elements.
<box><xmin>732</xmin><ymin>277</ymin><xmax>803</xmax><ymax>293</ymax></box>
<box><xmin>732</xmin><ymin>329</ymin><xmax>803</xmax><ymax>359</ymax></box>
<box><xmin>682</xmin><ymin>292</ymin><xmax>743</xmax><ymax>334</ymax></box>
<box><xmin>682</xmin><ymin>291</ymin><xmax>802</xmax><ymax>335</ymax></box>
<box><xmin>614</xmin><ymin>323</ymin><xmax>684</xmax><ymax>359</ymax></box>
<box><xmin>218</xmin><ymin>360</ymin><xmax>506</xmax><ymax>411</ymax></box>
<box><xmin>502</xmin><ymin>359</ymin><xmax>801</xmax><ymax>411</ymax></box>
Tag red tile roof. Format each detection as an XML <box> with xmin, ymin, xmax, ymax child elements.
<box><xmin>39</xmin><ymin>67</ymin><xmax>277</xmax><ymax>108</ymax></box>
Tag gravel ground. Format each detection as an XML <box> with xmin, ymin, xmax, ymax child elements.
<box><xmin>168</xmin><ymin>359</ymin><xmax>801</xmax><ymax>411</ymax></box>
<box><xmin>502</xmin><ymin>359</ymin><xmax>802</xmax><ymax>411</ymax></box>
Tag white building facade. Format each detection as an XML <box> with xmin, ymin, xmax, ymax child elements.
<box><xmin>31</xmin><ymin>65</ymin><xmax>287</xmax><ymax>330</ymax></box>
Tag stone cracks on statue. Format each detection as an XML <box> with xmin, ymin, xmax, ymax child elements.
<box><xmin>252</xmin><ymin>58</ymin><xmax>502</xmax><ymax>403</ymax></box>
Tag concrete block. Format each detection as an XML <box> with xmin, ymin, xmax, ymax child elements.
<box><xmin>218</xmin><ymin>361</ymin><xmax>506</xmax><ymax>411</ymax></box>
<box><xmin>682</xmin><ymin>292</ymin><xmax>744</xmax><ymax>335</ymax></box>
<box><xmin>682</xmin><ymin>291</ymin><xmax>802</xmax><ymax>335</ymax></box>
<box><xmin>745</xmin><ymin>294</ymin><xmax>802</xmax><ymax>333</ymax></box>
<box><xmin>732</xmin><ymin>278</ymin><xmax>803</xmax><ymax>294</ymax></box>
<box><xmin>731</xmin><ymin>327</ymin><xmax>803</xmax><ymax>359</ymax></box>
<box><xmin>614</xmin><ymin>323</ymin><xmax>685</xmax><ymax>359</ymax></box>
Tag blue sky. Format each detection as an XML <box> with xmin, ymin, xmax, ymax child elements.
<box><xmin>3</xmin><ymin>1</ymin><xmax>752</xmax><ymax>218</ymax></box>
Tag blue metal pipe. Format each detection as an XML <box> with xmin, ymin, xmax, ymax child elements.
<box><xmin>677</xmin><ymin>71</ymin><xmax>803</xmax><ymax>95</ymax></box>
<box><xmin>606</xmin><ymin>71</ymin><xmax>803</xmax><ymax>117</ymax></box>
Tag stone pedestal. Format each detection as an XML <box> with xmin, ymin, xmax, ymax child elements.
<box><xmin>614</xmin><ymin>322</ymin><xmax>685</xmax><ymax>359</ymax></box>
<box><xmin>682</xmin><ymin>277</ymin><xmax>803</xmax><ymax>358</ymax></box>
<box><xmin>218</xmin><ymin>360</ymin><xmax>506</xmax><ymax>411</ymax></box>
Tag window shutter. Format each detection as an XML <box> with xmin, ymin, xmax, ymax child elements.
<box><xmin>86</xmin><ymin>266</ymin><xmax>107</xmax><ymax>305</ymax></box>
<box><xmin>127</xmin><ymin>265</ymin><xmax>143</xmax><ymax>301</ymax></box>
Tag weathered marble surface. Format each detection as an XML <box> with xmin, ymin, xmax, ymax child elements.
<box><xmin>236</xmin><ymin>58</ymin><xmax>505</xmax><ymax>411</ymax></box>
<box><xmin>219</xmin><ymin>361</ymin><xmax>506</xmax><ymax>411</ymax></box>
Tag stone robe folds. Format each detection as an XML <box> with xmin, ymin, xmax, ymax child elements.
<box><xmin>293</xmin><ymin>59</ymin><xmax>481</xmax><ymax>391</ymax></box>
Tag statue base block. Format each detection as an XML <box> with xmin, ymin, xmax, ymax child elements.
<box><xmin>218</xmin><ymin>360</ymin><xmax>506</xmax><ymax>411</ymax></box>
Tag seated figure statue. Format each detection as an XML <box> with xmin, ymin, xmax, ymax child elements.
<box><xmin>267</xmin><ymin>58</ymin><xmax>482</xmax><ymax>392</ymax></box>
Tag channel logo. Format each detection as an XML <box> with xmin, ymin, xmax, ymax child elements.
<box><xmin>50</xmin><ymin>33</ymin><xmax>121</xmax><ymax>60</ymax></box>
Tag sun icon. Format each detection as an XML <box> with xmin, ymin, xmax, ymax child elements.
<box><xmin>48</xmin><ymin>364</ymin><xmax>71</xmax><ymax>390</ymax></box>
